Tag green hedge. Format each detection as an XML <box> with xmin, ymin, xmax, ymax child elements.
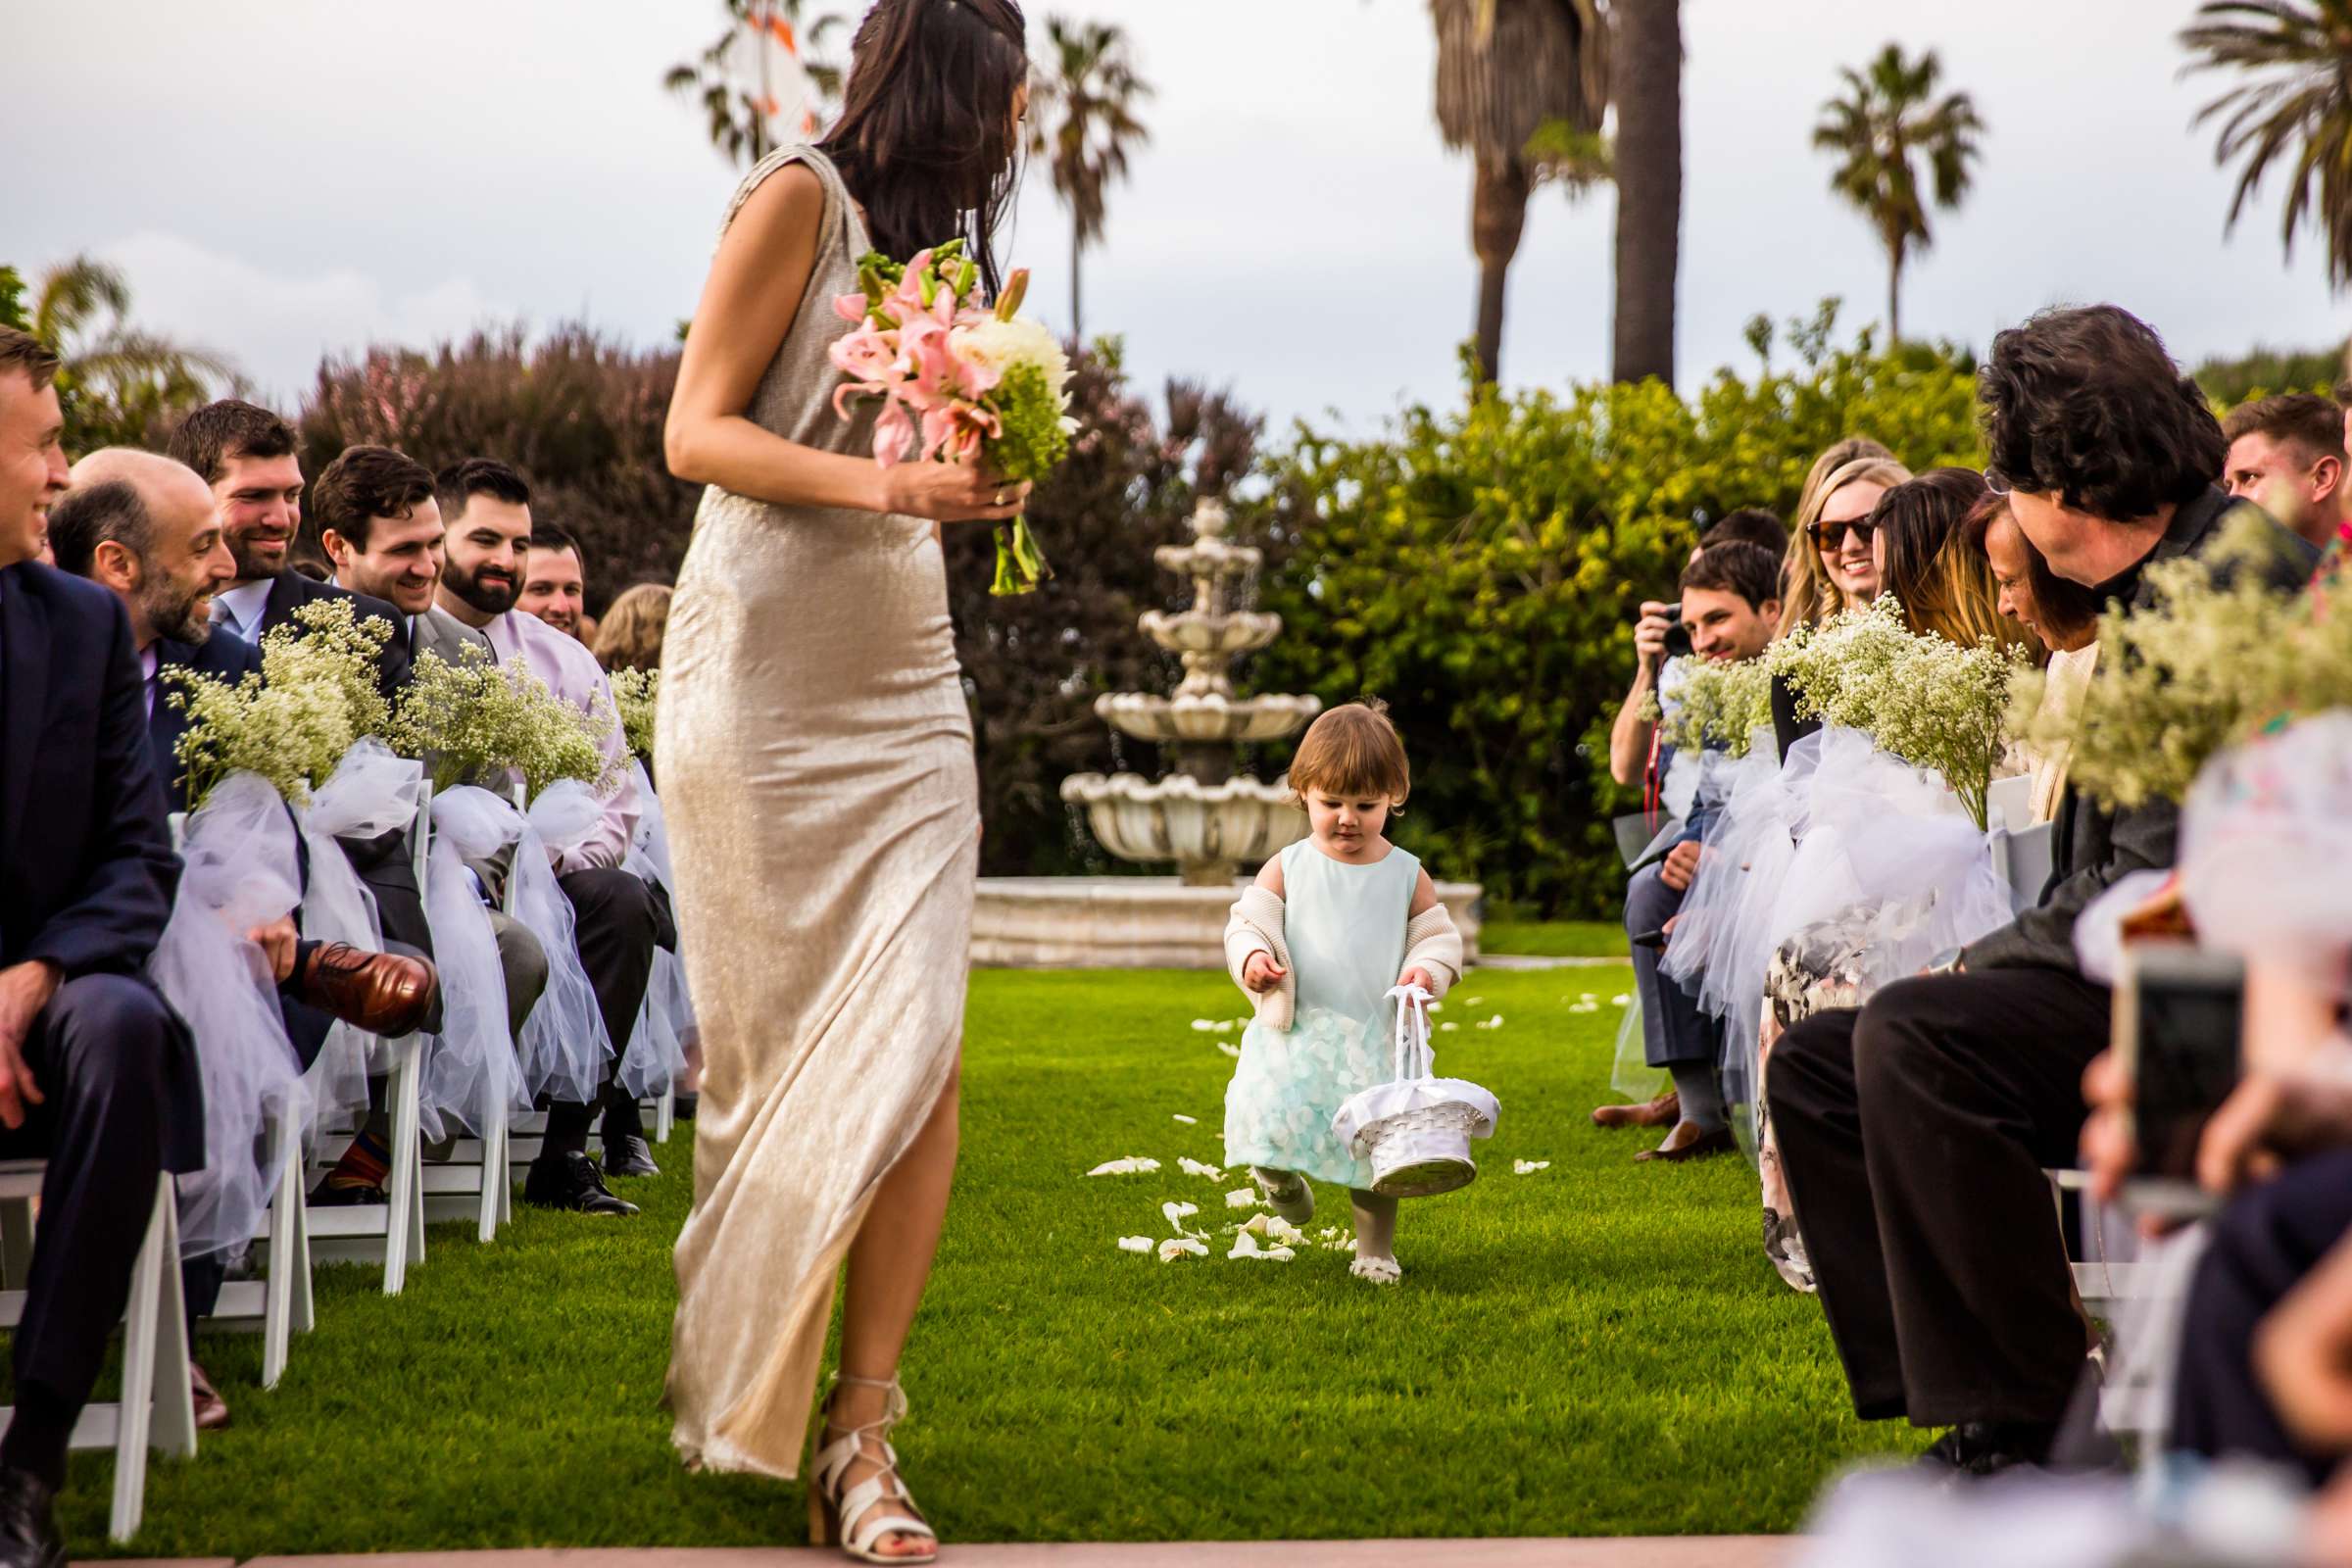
<box><xmin>1244</xmin><ymin>323</ymin><xmax>1984</xmax><ymax>916</ymax></box>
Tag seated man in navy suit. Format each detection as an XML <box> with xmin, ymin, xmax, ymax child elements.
<box><xmin>0</xmin><ymin>329</ymin><xmax>190</xmax><ymax>1567</ymax></box>
<box><xmin>47</xmin><ymin>450</ymin><xmax>440</xmax><ymax>1432</ymax></box>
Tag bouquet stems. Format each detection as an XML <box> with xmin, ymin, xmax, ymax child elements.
<box><xmin>991</xmin><ymin>516</ymin><xmax>1054</xmax><ymax>597</ymax></box>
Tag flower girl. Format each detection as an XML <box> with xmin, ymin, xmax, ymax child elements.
<box><xmin>1222</xmin><ymin>702</ymin><xmax>1466</xmax><ymax>1284</ymax></box>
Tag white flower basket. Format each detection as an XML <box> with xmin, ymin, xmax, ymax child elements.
<box><xmin>1331</xmin><ymin>984</ymin><xmax>1499</xmax><ymax>1199</ymax></box>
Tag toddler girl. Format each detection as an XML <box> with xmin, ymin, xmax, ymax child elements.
<box><xmin>1222</xmin><ymin>701</ymin><xmax>1465</xmax><ymax>1284</ymax></box>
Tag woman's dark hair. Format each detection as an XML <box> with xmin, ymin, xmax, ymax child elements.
<box><xmin>820</xmin><ymin>0</ymin><xmax>1030</xmax><ymax>300</ymax></box>
<box><xmin>1979</xmin><ymin>305</ymin><xmax>2228</xmax><ymax>520</ymax></box>
<box><xmin>1962</xmin><ymin>489</ymin><xmax>2105</xmax><ymax>644</ymax></box>
<box><xmin>1869</xmin><ymin>467</ymin><xmax>2032</xmax><ymax>654</ymax></box>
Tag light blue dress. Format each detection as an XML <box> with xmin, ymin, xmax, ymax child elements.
<box><xmin>1224</xmin><ymin>839</ymin><xmax>1420</xmax><ymax>1189</ymax></box>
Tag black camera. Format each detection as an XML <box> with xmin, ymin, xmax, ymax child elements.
<box><xmin>1661</xmin><ymin>603</ymin><xmax>1693</xmax><ymax>661</ymax></box>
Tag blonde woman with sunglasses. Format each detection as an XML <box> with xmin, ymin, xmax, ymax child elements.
<box><xmin>1778</xmin><ymin>445</ymin><xmax>1912</xmax><ymax>637</ymax></box>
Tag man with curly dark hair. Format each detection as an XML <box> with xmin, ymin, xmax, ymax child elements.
<box><xmin>1769</xmin><ymin>305</ymin><xmax>2319</xmax><ymax>1479</ymax></box>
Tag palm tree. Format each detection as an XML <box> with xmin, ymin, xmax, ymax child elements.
<box><xmin>1609</xmin><ymin>0</ymin><xmax>1681</xmax><ymax>387</ymax></box>
<box><xmin>1432</xmin><ymin>0</ymin><xmax>1610</xmax><ymax>384</ymax></box>
<box><xmin>2181</xmin><ymin>0</ymin><xmax>2352</xmax><ymax>290</ymax></box>
<box><xmin>664</xmin><ymin>0</ymin><xmax>848</xmax><ymax>169</ymax></box>
<box><xmin>1029</xmin><ymin>17</ymin><xmax>1152</xmax><ymax>342</ymax></box>
<box><xmin>33</xmin><ymin>256</ymin><xmax>233</xmax><ymax>453</ymax></box>
<box><xmin>1812</xmin><ymin>43</ymin><xmax>1984</xmax><ymax>344</ymax></box>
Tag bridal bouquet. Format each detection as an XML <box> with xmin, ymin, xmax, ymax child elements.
<box><xmin>2014</xmin><ymin>514</ymin><xmax>2344</xmax><ymax>808</ymax></box>
<box><xmin>388</xmin><ymin>643</ymin><xmax>619</xmax><ymax>800</ymax></box>
<box><xmin>165</xmin><ymin>599</ymin><xmax>395</xmax><ymax>807</ymax></box>
<box><xmin>828</xmin><ymin>238</ymin><xmax>1075</xmax><ymax>595</ymax></box>
<box><xmin>1771</xmin><ymin>595</ymin><xmax>2020</xmax><ymax>829</ymax></box>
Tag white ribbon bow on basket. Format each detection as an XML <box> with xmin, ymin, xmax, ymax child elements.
<box><xmin>1329</xmin><ymin>983</ymin><xmax>1500</xmax><ymax>1199</ymax></box>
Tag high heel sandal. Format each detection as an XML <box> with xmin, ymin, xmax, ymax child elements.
<box><xmin>808</xmin><ymin>1374</ymin><xmax>939</xmax><ymax>1565</ymax></box>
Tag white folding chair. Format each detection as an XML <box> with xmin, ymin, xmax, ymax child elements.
<box><xmin>206</xmin><ymin>1102</ymin><xmax>315</xmax><ymax>1389</ymax></box>
<box><xmin>305</xmin><ymin>785</ymin><xmax>431</xmax><ymax>1291</ymax></box>
<box><xmin>0</xmin><ymin>1164</ymin><xmax>196</xmax><ymax>1542</ymax></box>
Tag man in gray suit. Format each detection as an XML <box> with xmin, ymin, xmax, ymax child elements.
<box><xmin>313</xmin><ymin>445</ymin><xmax>550</xmax><ymax>1188</ymax></box>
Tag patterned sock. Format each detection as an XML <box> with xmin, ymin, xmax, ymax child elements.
<box><xmin>324</xmin><ymin>1129</ymin><xmax>390</xmax><ymax>1192</ymax></box>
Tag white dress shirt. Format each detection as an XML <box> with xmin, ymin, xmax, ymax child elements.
<box><xmin>211</xmin><ymin>579</ymin><xmax>273</xmax><ymax>641</ymax></box>
<box><xmin>483</xmin><ymin>609</ymin><xmax>640</xmax><ymax>873</ymax></box>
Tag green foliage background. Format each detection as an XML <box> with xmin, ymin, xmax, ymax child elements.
<box><xmin>1244</xmin><ymin>317</ymin><xmax>1984</xmax><ymax>915</ymax></box>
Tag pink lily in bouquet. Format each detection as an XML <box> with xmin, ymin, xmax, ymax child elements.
<box><xmin>826</xmin><ymin>238</ymin><xmax>1073</xmax><ymax>595</ymax></box>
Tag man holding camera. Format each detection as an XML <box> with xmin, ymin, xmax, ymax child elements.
<box><xmin>1597</xmin><ymin>540</ymin><xmax>1782</xmax><ymax>1162</ymax></box>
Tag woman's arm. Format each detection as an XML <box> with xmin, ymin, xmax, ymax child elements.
<box><xmin>663</xmin><ymin>165</ymin><xmax>1032</xmax><ymax>524</ymax></box>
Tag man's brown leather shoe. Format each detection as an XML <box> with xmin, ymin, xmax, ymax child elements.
<box><xmin>1592</xmin><ymin>1091</ymin><xmax>1681</xmax><ymax>1129</ymax></box>
<box><xmin>190</xmin><ymin>1361</ymin><xmax>230</xmax><ymax>1432</ymax></box>
<box><xmin>294</xmin><ymin>944</ymin><xmax>438</xmax><ymax>1036</ymax></box>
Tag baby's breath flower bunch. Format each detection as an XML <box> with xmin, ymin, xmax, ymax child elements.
<box><xmin>608</xmin><ymin>666</ymin><xmax>659</xmax><ymax>763</ymax></box>
<box><xmin>1647</xmin><ymin>656</ymin><xmax>1776</xmax><ymax>759</ymax></box>
<box><xmin>167</xmin><ymin>669</ymin><xmax>356</xmax><ymax>808</ymax></box>
<box><xmin>389</xmin><ymin>645</ymin><xmax>619</xmax><ymax>801</ymax></box>
<box><xmin>269</xmin><ymin>598</ymin><xmax>394</xmax><ymax>741</ymax></box>
<box><xmin>2013</xmin><ymin>514</ymin><xmax>2343</xmax><ymax>808</ymax></box>
<box><xmin>1771</xmin><ymin>594</ymin><xmax>2020</xmax><ymax>830</ymax></box>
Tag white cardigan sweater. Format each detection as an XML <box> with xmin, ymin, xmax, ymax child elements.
<box><xmin>1223</xmin><ymin>885</ymin><xmax>1464</xmax><ymax>1032</ymax></box>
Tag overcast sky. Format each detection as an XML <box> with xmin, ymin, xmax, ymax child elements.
<box><xmin>6</xmin><ymin>0</ymin><xmax>2344</xmax><ymax>438</ymax></box>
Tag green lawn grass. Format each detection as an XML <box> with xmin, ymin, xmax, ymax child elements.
<box><xmin>61</xmin><ymin>966</ymin><xmax>1916</xmax><ymax>1555</ymax></box>
<box><xmin>1477</xmin><ymin>918</ymin><xmax>1629</xmax><ymax>958</ymax></box>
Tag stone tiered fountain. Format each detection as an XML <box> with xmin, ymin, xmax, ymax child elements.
<box><xmin>969</xmin><ymin>500</ymin><xmax>1482</xmax><ymax>968</ymax></box>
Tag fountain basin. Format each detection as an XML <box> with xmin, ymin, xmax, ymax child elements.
<box><xmin>1154</xmin><ymin>538</ymin><xmax>1260</xmax><ymax>580</ymax></box>
<box><xmin>1139</xmin><ymin>609</ymin><xmax>1281</xmax><ymax>660</ymax></box>
<box><xmin>1095</xmin><ymin>692</ymin><xmax>1322</xmax><ymax>745</ymax></box>
<box><xmin>1061</xmin><ymin>773</ymin><xmax>1308</xmax><ymax>883</ymax></box>
<box><xmin>973</xmin><ymin>875</ymin><xmax>1486</xmax><ymax>968</ymax></box>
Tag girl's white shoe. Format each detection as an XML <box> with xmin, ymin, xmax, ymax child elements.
<box><xmin>1349</xmin><ymin>1252</ymin><xmax>1402</xmax><ymax>1286</ymax></box>
<box><xmin>808</xmin><ymin>1375</ymin><xmax>938</xmax><ymax>1565</ymax></box>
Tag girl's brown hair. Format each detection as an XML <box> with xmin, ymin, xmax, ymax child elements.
<box><xmin>1287</xmin><ymin>700</ymin><xmax>1410</xmax><ymax>808</ymax></box>
<box><xmin>592</xmin><ymin>582</ymin><xmax>673</xmax><ymax>674</ymax></box>
<box><xmin>1871</xmin><ymin>468</ymin><xmax>2039</xmax><ymax>659</ymax></box>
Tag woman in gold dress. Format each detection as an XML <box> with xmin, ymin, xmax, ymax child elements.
<box><xmin>658</xmin><ymin>2</ymin><xmax>1032</xmax><ymax>1559</ymax></box>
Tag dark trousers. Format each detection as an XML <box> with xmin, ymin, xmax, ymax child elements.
<box><xmin>0</xmin><ymin>975</ymin><xmax>178</xmax><ymax>1486</ymax></box>
<box><xmin>1771</xmin><ymin>968</ymin><xmax>2111</xmax><ymax>1426</ymax></box>
<box><xmin>2174</xmin><ymin>1148</ymin><xmax>2352</xmax><ymax>1483</ymax></box>
<box><xmin>541</xmin><ymin>867</ymin><xmax>660</xmax><ymax>1156</ymax></box>
<box><xmin>1628</xmin><ymin>860</ymin><xmax>1718</xmax><ymax>1070</ymax></box>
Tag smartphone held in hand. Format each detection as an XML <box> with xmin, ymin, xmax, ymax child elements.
<box><xmin>2116</xmin><ymin>941</ymin><xmax>2245</xmax><ymax>1220</ymax></box>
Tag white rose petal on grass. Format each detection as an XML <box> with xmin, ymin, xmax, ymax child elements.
<box><xmin>1117</xmin><ymin>1236</ymin><xmax>1153</xmax><ymax>1254</ymax></box>
<box><xmin>1171</xmin><ymin>1113</ymin><xmax>1199</xmax><ymax>1125</ymax></box>
<box><xmin>1191</xmin><ymin>1019</ymin><xmax>1215</xmax><ymax>1032</ymax></box>
<box><xmin>1085</xmin><ymin>1156</ymin><xmax>1161</xmax><ymax>1177</ymax></box>
<box><xmin>1217</xmin><ymin>1042</ymin><xmax>1242</xmax><ymax>1058</ymax></box>
<box><xmin>1613</xmin><ymin>994</ymin><xmax>1632</xmax><ymax>1006</ymax></box>
<box><xmin>1226</xmin><ymin>1187</ymin><xmax>1263</xmax><ymax>1209</ymax></box>
<box><xmin>1463</xmin><ymin>996</ymin><xmax>1484</xmax><ymax>1006</ymax></box>
<box><xmin>1178</xmin><ymin>1156</ymin><xmax>1226</xmax><ymax>1181</ymax></box>
<box><xmin>1569</xmin><ymin>1003</ymin><xmax>1599</xmax><ymax>1014</ymax></box>
<box><xmin>1439</xmin><ymin>1021</ymin><xmax>1459</xmax><ymax>1033</ymax></box>
<box><xmin>1214</xmin><ymin>1020</ymin><xmax>1238</xmax><ymax>1035</ymax></box>
<box><xmin>1157</xmin><ymin>1237</ymin><xmax>1208</xmax><ymax>1262</ymax></box>
<box><xmin>1513</xmin><ymin>1160</ymin><xmax>1551</xmax><ymax>1176</ymax></box>
<box><xmin>1228</xmin><ymin>1230</ymin><xmax>1297</xmax><ymax>1263</ymax></box>
<box><xmin>1160</xmin><ymin>1200</ymin><xmax>1200</xmax><ymax>1233</ymax></box>
<box><xmin>1243</xmin><ymin>1213</ymin><xmax>1309</xmax><ymax>1247</ymax></box>
<box><xmin>1427</xmin><ymin>1003</ymin><xmax>1443</xmax><ymax>1014</ymax></box>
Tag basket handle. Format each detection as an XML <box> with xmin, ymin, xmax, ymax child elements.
<box><xmin>1385</xmin><ymin>982</ymin><xmax>1434</xmax><ymax>1083</ymax></box>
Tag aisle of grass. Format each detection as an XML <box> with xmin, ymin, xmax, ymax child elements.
<box><xmin>60</xmin><ymin>966</ymin><xmax>1915</xmax><ymax>1555</ymax></box>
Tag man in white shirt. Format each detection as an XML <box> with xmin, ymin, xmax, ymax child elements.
<box><xmin>434</xmin><ymin>457</ymin><xmax>659</xmax><ymax>1216</ymax></box>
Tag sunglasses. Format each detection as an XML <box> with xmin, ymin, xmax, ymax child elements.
<box><xmin>1809</xmin><ymin>517</ymin><xmax>1878</xmax><ymax>552</ymax></box>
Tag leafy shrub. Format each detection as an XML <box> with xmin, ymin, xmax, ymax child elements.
<box><xmin>1244</xmin><ymin>316</ymin><xmax>1983</xmax><ymax>915</ymax></box>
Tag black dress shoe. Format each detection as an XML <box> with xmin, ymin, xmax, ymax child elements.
<box><xmin>307</xmin><ymin>1175</ymin><xmax>388</xmax><ymax>1207</ymax></box>
<box><xmin>673</xmin><ymin>1093</ymin><xmax>698</xmax><ymax>1123</ymax></box>
<box><xmin>603</xmin><ymin>1133</ymin><xmax>660</xmax><ymax>1179</ymax></box>
<box><xmin>522</xmin><ymin>1151</ymin><xmax>639</xmax><ymax>1216</ymax></box>
<box><xmin>1918</xmin><ymin>1421</ymin><xmax>2057</xmax><ymax>1478</ymax></box>
<box><xmin>0</xmin><ymin>1466</ymin><xmax>63</xmax><ymax>1568</ymax></box>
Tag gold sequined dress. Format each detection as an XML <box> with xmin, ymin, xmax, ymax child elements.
<box><xmin>660</xmin><ymin>145</ymin><xmax>979</xmax><ymax>1480</ymax></box>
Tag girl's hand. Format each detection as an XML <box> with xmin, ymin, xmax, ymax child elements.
<box><xmin>1398</xmin><ymin>966</ymin><xmax>1436</xmax><ymax>994</ymax></box>
<box><xmin>1243</xmin><ymin>952</ymin><xmax>1286</xmax><ymax>993</ymax></box>
<box><xmin>882</xmin><ymin>463</ymin><xmax>1033</xmax><ymax>523</ymax></box>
